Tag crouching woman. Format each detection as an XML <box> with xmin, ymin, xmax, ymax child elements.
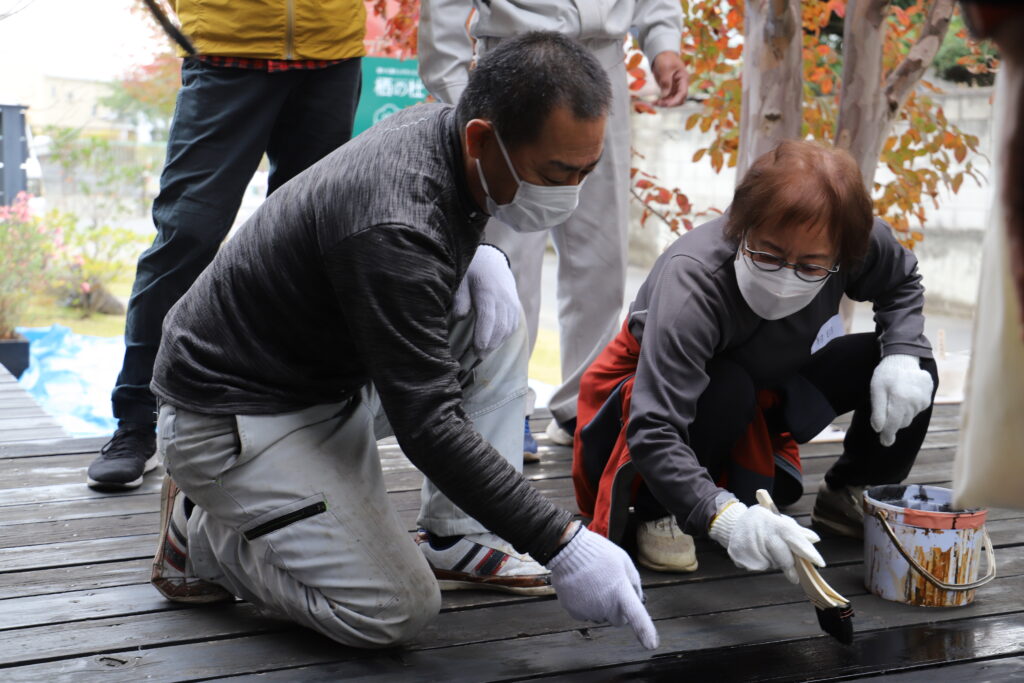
<box><xmin>572</xmin><ymin>140</ymin><xmax>937</xmax><ymax>580</ymax></box>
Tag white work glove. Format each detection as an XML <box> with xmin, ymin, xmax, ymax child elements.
<box><xmin>709</xmin><ymin>500</ymin><xmax>824</xmax><ymax>584</ymax></box>
<box><xmin>869</xmin><ymin>353</ymin><xmax>934</xmax><ymax>447</ymax></box>
<box><xmin>546</xmin><ymin>524</ymin><xmax>659</xmax><ymax>650</ymax></box>
<box><xmin>453</xmin><ymin>244</ymin><xmax>520</xmax><ymax>354</ymax></box>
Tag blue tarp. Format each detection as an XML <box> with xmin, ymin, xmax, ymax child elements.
<box><xmin>17</xmin><ymin>325</ymin><xmax>121</xmax><ymax>437</ymax></box>
<box><xmin>15</xmin><ymin>324</ymin><xmax>560</xmax><ymax>439</ymax></box>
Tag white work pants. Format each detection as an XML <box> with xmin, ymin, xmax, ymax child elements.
<box><xmin>483</xmin><ymin>39</ymin><xmax>631</xmax><ymax>426</ymax></box>
<box><xmin>159</xmin><ymin>310</ymin><xmax>529</xmax><ymax>647</ymax></box>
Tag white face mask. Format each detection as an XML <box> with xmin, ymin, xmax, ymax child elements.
<box><xmin>475</xmin><ymin>128</ymin><xmax>584</xmax><ymax>233</ymax></box>
<box><xmin>735</xmin><ymin>252</ymin><xmax>828</xmax><ymax>320</ymax></box>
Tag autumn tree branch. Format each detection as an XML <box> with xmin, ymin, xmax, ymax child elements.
<box><xmin>884</xmin><ymin>0</ymin><xmax>956</xmax><ymax>110</ymax></box>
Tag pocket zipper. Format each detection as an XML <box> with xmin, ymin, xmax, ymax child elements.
<box><xmin>243</xmin><ymin>501</ymin><xmax>328</xmax><ymax>540</ymax></box>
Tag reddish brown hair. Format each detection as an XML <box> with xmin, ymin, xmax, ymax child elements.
<box><xmin>726</xmin><ymin>140</ymin><xmax>873</xmax><ymax>270</ymax></box>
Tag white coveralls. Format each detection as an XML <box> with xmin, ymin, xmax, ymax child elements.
<box><xmin>418</xmin><ymin>0</ymin><xmax>683</xmax><ymax>426</ymax></box>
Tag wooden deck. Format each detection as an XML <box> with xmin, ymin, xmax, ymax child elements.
<box><xmin>2</xmin><ymin>398</ymin><xmax>1024</xmax><ymax>681</ymax></box>
<box><xmin>0</xmin><ymin>365</ymin><xmax>67</xmax><ymax>443</ymax></box>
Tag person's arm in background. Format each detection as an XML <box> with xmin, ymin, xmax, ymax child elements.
<box><xmin>418</xmin><ymin>0</ymin><xmax>475</xmax><ymax>104</ymax></box>
<box><xmin>634</xmin><ymin>0</ymin><xmax>688</xmax><ymax>106</ymax></box>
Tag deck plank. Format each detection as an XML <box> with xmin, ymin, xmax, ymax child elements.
<box><xmin>0</xmin><ymin>368</ymin><xmax>67</xmax><ymax>444</ymax></box>
<box><xmin>1</xmin><ymin>401</ymin><xmax>1023</xmax><ymax>681</ymax></box>
<box><xmin>10</xmin><ymin>572</ymin><xmax>1024</xmax><ymax>682</ymax></box>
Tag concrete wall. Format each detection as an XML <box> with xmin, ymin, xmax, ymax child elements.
<box><xmin>627</xmin><ymin>82</ymin><xmax>996</xmax><ymax>315</ymax></box>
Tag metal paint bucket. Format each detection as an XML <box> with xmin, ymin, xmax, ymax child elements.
<box><xmin>863</xmin><ymin>484</ymin><xmax>996</xmax><ymax>607</ymax></box>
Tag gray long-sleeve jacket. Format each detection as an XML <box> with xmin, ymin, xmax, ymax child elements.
<box><xmin>625</xmin><ymin>216</ymin><xmax>932</xmax><ymax>536</ymax></box>
<box><xmin>151</xmin><ymin>104</ymin><xmax>573</xmax><ymax>564</ymax></box>
<box><xmin>418</xmin><ymin>0</ymin><xmax>683</xmax><ymax>104</ymax></box>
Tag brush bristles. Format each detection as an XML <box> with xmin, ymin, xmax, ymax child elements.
<box><xmin>816</xmin><ymin>604</ymin><xmax>855</xmax><ymax>645</ymax></box>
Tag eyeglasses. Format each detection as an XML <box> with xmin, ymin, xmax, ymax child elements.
<box><xmin>743</xmin><ymin>239</ymin><xmax>840</xmax><ymax>283</ymax></box>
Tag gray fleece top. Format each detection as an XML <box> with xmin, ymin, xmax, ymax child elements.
<box><xmin>625</xmin><ymin>215</ymin><xmax>931</xmax><ymax>536</ymax></box>
<box><xmin>151</xmin><ymin>103</ymin><xmax>572</xmax><ymax>564</ymax></box>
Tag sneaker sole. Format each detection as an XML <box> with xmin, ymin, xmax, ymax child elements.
<box><xmin>523</xmin><ymin>450</ymin><xmax>541</xmax><ymax>464</ymax></box>
<box><xmin>637</xmin><ymin>556</ymin><xmax>699</xmax><ymax>573</ymax></box>
<box><xmin>151</xmin><ymin>477</ymin><xmax>233</xmax><ymax>604</ymax></box>
<box><xmin>435</xmin><ymin>576</ymin><xmax>556</xmax><ymax>596</ymax></box>
<box><xmin>545</xmin><ymin>430</ymin><xmax>574</xmax><ymax>447</ymax></box>
<box><xmin>86</xmin><ymin>453</ymin><xmax>160</xmax><ymax>491</ymax></box>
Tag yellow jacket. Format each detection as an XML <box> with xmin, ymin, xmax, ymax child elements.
<box><xmin>174</xmin><ymin>0</ymin><xmax>366</xmax><ymax>60</ymax></box>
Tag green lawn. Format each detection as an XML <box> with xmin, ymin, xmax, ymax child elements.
<box><xmin>20</xmin><ymin>273</ymin><xmax>134</xmax><ymax>338</ymax></box>
<box><xmin>528</xmin><ymin>327</ymin><xmax>562</xmax><ymax>387</ymax></box>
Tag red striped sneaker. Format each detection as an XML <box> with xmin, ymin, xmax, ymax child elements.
<box><xmin>416</xmin><ymin>530</ymin><xmax>554</xmax><ymax>596</ymax></box>
<box><xmin>151</xmin><ymin>477</ymin><xmax>234</xmax><ymax>604</ymax></box>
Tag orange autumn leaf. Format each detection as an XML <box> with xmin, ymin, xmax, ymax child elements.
<box><xmin>723</xmin><ymin>45</ymin><xmax>743</xmax><ymax>60</ymax></box>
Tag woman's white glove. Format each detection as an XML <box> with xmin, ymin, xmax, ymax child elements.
<box><xmin>453</xmin><ymin>244</ymin><xmax>520</xmax><ymax>354</ymax></box>
<box><xmin>546</xmin><ymin>525</ymin><xmax>659</xmax><ymax>650</ymax></box>
<box><xmin>869</xmin><ymin>354</ymin><xmax>934</xmax><ymax>447</ymax></box>
<box><xmin>709</xmin><ymin>500</ymin><xmax>824</xmax><ymax>584</ymax></box>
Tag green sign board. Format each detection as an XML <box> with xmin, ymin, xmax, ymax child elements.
<box><xmin>353</xmin><ymin>57</ymin><xmax>428</xmax><ymax>136</ymax></box>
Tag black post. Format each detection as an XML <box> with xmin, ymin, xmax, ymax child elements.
<box><xmin>0</xmin><ymin>104</ymin><xmax>28</xmax><ymax>207</ymax></box>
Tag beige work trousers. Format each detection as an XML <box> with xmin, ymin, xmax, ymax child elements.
<box><xmin>159</xmin><ymin>310</ymin><xmax>529</xmax><ymax>647</ymax></box>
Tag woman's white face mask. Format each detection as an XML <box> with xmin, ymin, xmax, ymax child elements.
<box><xmin>475</xmin><ymin>128</ymin><xmax>584</xmax><ymax>233</ymax></box>
<box><xmin>735</xmin><ymin>250</ymin><xmax>829</xmax><ymax>320</ymax></box>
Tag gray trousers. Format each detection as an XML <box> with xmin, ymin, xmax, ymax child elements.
<box><xmin>483</xmin><ymin>39</ymin><xmax>631</xmax><ymax>426</ymax></box>
<box><xmin>159</xmin><ymin>310</ymin><xmax>529</xmax><ymax>647</ymax></box>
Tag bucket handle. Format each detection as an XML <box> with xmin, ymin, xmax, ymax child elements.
<box><xmin>873</xmin><ymin>509</ymin><xmax>997</xmax><ymax>592</ymax></box>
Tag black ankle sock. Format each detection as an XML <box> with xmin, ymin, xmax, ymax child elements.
<box><xmin>424</xmin><ymin>530</ymin><xmax>464</xmax><ymax>550</ymax></box>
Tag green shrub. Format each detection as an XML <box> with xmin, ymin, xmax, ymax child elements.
<box><xmin>0</xmin><ymin>193</ymin><xmax>61</xmax><ymax>338</ymax></box>
<box><xmin>49</xmin><ymin>216</ymin><xmax>149</xmax><ymax>315</ymax></box>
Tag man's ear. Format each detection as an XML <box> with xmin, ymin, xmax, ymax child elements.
<box><xmin>464</xmin><ymin>119</ymin><xmax>494</xmax><ymax>161</ymax></box>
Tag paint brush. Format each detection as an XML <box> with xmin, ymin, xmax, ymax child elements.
<box><xmin>756</xmin><ymin>489</ymin><xmax>855</xmax><ymax>645</ymax></box>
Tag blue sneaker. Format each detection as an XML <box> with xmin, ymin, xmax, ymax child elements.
<box><xmin>523</xmin><ymin>417</ymin><xmax>539</xmax><ymax>463</ymax></box>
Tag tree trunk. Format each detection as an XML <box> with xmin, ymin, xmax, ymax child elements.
<box><xmin>736</xmin><ymin>0</ymin><xmax>803</xmax><ymax>181</ymax></box>
<box><xmin>835</xmin><ymin>0</ymin><xmax>956</xmax><ymax>189</ymax></box>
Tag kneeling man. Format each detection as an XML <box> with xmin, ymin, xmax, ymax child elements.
<box><xmin>149</xmin><ymin>32</ymin><xmax>657</xmax><ymax>650</ymax></box>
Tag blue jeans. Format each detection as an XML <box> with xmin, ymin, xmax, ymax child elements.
<box><xmin>113</xmin><ymin>57</ymin><xmax>362</xmax><ymax>425</ymax></box>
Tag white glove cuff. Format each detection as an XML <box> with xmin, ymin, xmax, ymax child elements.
<box><xmin>476</xmin><ymin>243</ymin><xmax>510</xmax><ymax>268</ymax></box>
<box><xmin>879</xmin><ymin>353</ymin><xmax>922</xmax><ymax>373</ymax></box>
<box><xmin>545</xmin><ymin>524</ymin><xmax>592</xmax><ymax>572</ymax></box>
<box><xmin>708</xmin><ymin>499</ymin><xmax>748</xmax><ymax>547</ymax></box>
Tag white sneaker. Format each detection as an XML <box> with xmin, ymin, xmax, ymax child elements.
<box><xmin>545</xmin><ymin>420</ymin><xmax>574</xmax><ymax>446</ymax></box>
<box><xmin>415</xmin><ymin>530</ymin><xmax>554</xmax><ymax>595</ymax></box>
<box><xmin>637</xmin><ymin>516</ymin><xmax>698</xmax><ymax>573</ymax></box>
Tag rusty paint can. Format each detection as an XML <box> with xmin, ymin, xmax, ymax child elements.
<box><xmin>863</xmin><ymin>485</ymin><xmax>996</xmax><ymax>607</ymax></box>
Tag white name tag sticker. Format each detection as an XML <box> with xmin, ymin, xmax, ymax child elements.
<box><xmin>811</xmin><ymin>313</ymin><xmax>845</xmax><ymax>354</ymax></box>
